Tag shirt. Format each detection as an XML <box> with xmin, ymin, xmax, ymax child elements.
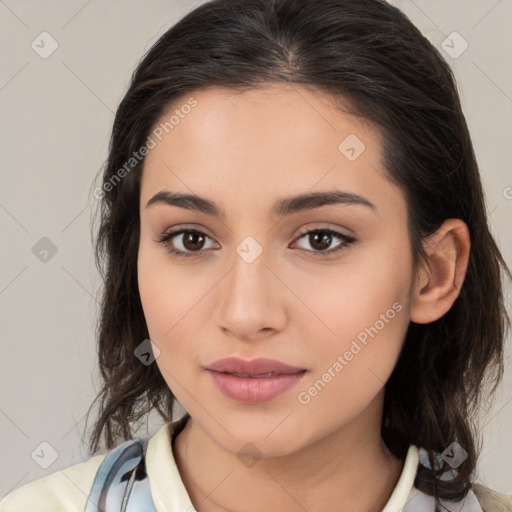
<box><xmin>0</xmin><ymin>413</ymin><xmax>492</xmax><ymax>511</ymax></box>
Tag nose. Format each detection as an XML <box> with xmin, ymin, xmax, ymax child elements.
<box><xmin>214</xmin><ymin>242</ymin><xmax>287</xmax><ymax>342</ymax></box>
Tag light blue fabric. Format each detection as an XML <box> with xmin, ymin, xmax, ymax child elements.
<box><xmin>402</xmin><ymin>448</ymin><xmax>483</xmax><ymax>512</ymax></box>
<box><xmin>84</xmin><ymin>438</ymin><xmax>156</xmax><ymax>512</ymax></box>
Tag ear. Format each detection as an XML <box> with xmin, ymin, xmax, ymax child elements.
<box><xmin>410</xmin><ymin>219</ymin><xmax>471</xmax><ymax>324</ymax></box>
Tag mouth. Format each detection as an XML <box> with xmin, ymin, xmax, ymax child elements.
<box><xmin>206</xmin><ymin>370</ymin><xmax>307</xmax><ymax>403</ymax></box>
<box><xmin>205</xmin><ymin>356</ymin><xmax>306</xmax><ymax>375</ymax></box>
<box><xmin>227</xmin><ymin>372</ymin><xmax>290</xmax><ymax>378</ymax></box>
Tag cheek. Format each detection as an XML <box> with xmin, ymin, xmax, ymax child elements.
<box><xmin>137</xmin><ymin>253</ymin><xmax>172</xmax><ymax>338</ymax></box>
<box><xmin>295</xmin><ymin>293</ymin><xmax>408</xmax><ymax>427</ymax></box>
<box><xmin>292</xmin><ymin>242</ymin><xmax>411</xmax><ymax>398</ymax></box>
<box><xmin>137</xmin><ymin>247</ymin><xmax>197</xmax><ymax>394</ymax></box>
<box><xmin>137</xmin><ymin>247</ymin><xmax>187</xmax><ymax>359</ymax></box>
<box><xmin>289</xmin><ymin>249</ymin><xmax>411</xmax><ymax>351</ymax></box>
<box><xmin>137</xmin><ymin>240</ymin><xmax>216</xmax><ymax>386</ymax></box>
<box><xmin>137</xmin><ymin>238</ymin><xmax>198</xmax><ymax>337</ymax></box>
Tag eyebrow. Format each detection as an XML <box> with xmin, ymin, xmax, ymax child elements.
<box><xmin>145</xmin><ymin>189</ymin><xmax>377</xmax><ymax>218</ymax></box>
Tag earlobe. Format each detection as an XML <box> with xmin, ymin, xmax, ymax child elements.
<box><xmin>410</xmin><ymin>219</ymin><xmax>471</xmax><ymax>324</ymax></box>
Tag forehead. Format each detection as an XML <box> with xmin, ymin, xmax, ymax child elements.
<box><xmin>140</xmin><ymin>83</ymin><xmax>405</xmax><ymax>222</ymax></box>
<box><xmin>149</xmin><ymin>83</ymin><xmax>378</xmax><ymax>154</ymax></box>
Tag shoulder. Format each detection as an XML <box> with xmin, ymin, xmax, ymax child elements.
<box><xmin>0</xmin><ymin>452</ymin><xmax>107</xmax><ymax>512</ymax></box>
<box><xmin>472</xmin><ymin>482</ymin><xmax>512</xmax><ymax>512</ymax></box>
<box><xmin>0</xmin><ymin>416</ymin><xmax>190</xmax><ymax>512</ymax></box>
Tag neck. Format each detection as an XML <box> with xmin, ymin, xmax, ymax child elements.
<box><xmin>172</xmin><ymin>395</ymin><xmax>405</xmax><ymax>512</ymax></box>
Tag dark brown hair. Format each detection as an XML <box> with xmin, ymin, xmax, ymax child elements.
<box><xmin>84</xmin><ymin>0</ymin><xmax>511</xmax><ymax>504</ymax></box>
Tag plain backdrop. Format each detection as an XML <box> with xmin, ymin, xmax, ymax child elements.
<box><xmin>1</xmin><ymin>0</ymin><xmax>511</xmax><ymax>498</ymax></box>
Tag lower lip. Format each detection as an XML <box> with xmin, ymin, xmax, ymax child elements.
<box><xmin>207</xmin><ymin>370</ymin><xmax>307</xmax><ymax>403</ymax></box>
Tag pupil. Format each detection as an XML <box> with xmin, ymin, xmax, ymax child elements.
<box><xmin>311</xmin><ymin>232</ymin><xmax>330</xmax><ymax>250</ymax></box>
<box><xmin>185</xmin><ymin>232</ymin><xmax>203</xmax><ymax>250</ymax></box>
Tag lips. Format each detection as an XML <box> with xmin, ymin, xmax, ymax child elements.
<box><xmin>205</xmin><ymin>357</ymin><xmax>306</xmax><ymax>376</ymax></box>
<box><xmin>205</xmin><ymin>357</ymin><xmax>307</xmax><ymax>403</ymax></box>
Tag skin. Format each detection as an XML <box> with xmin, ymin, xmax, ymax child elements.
<box><xmin>137</xmin><ymin>83</ymin><xmax>470</xmax><ymax>512</ymax></box>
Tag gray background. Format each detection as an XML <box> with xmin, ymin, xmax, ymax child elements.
<box><xmin>1</xmin><ymin>0</ymin><xmax>511</xmax><ymax>498</ymax></box>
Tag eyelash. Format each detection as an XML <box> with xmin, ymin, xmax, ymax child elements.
<box><xmin>154</xmin><ymin>227</ymin><xmax>357</xmax><ymax>259</ymax></box>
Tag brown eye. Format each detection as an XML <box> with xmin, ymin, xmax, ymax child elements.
<box><xmin>156</xmin><ymin>228</ymin><xmax>217</xmax><ymax>258</ymax></box>
<box><xmin>308</xmin><ymin>231</ymin><xmax>333</xmax><ymax>251</ymax></box>
<box><xmin>292</xmin><ymin>228</ymin><xmax>356</xmax><ymax>255</ymax></box>
<box><xmin>181</xmin><ymin>231</ymin><xmax>206</xmax><ymax>251</ymax></box>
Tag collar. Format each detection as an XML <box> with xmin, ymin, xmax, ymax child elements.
<box><xmin>144</xmin><ymin>414</ymin><xmax>483</xmax><ymax>512</ymax></box>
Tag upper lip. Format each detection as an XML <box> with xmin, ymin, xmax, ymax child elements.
<box><xmin>205</xmin><ymin>357</ymin><xmax>306</xmax><ymax>375</ymax></box>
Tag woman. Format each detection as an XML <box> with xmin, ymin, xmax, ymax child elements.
<box><xmin>2</xmin><ymin>0</ymin><xmax>511</xmax><ymax>510</ymax></box>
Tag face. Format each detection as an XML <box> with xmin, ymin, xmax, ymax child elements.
<box><xmin>137</xmin><ymin>83</ymin><xmax>415</xmax><ymax>456</ymax></box>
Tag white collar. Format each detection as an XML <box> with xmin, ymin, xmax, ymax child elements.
<box><xmin>144</xmin><ymin>414</ymin><xmax>483</xmax><ymax>512</ymax></box>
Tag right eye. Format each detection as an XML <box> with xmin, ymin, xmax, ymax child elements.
<box><xmin>155</xmin><ymin>228</ymin><xmax>218</xmax><ymax>258</ymax></box>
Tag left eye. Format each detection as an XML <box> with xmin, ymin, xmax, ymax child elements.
<box><xmin>292</xmin><ymin>228</ymin><xmax>356</xmax><ymax>255</ymax></box>
<box><xmin>155</xmin><ymin>227</ymin><xmax>356</xmax><ymax>258</ymax></box>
